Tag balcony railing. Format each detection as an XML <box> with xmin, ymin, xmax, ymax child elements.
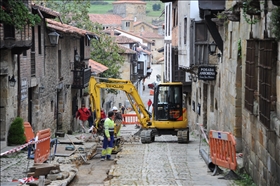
<box><xmin>71</xmin><ymin>68</ymin><xmax>91</xmax><ymax>89</ymax></box>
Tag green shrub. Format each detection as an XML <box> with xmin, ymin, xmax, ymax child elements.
<box><xmin>7</xmin><ymin>117</ymin><xmax>26</xmax><ymax>145</ymax></box>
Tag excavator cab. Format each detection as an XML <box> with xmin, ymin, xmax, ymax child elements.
<box><xmin>153</xmin><ymin>83</ymin><xmax>183</xmax><ymax>121</ymax></box>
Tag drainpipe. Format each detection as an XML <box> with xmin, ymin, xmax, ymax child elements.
<box><xmin>17</xmin><ymin>54</ymin><xmax>21</xmax><ymax>117</ymax></box>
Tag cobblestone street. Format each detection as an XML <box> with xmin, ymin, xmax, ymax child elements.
<box><xmin>105</xmin><ymin>130</ymin><xmax>234</xmax><ymax>186</ymax></box>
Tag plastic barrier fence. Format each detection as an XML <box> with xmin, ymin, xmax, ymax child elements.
<box><xmin>209</xmin><ymin>130</ymin><xmax>237</xmax><ymax>171</ymax></box>
<box><xmin>24</xmin><ymin>122</ymin><xmax>35</xmax><ymax>143</ymax></box>
<box><xmin>34</xmin><ymin>128</ymin><xmax>51</xmax><ymax>163</ymax></box>
<box><xmin>122</xmin><ymin>114</ymin><xmax>140</xmax><ymax>125</ymax></box>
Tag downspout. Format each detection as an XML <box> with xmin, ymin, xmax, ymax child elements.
<box><xmin>17</xmin><ymin>54</ymin><xmax>21</xmax><ymax>117</ymax></box>
<box><xmin>56</xmin><ymin>90</ymin><xmax>59</xmax><ymax>132</ymax></box>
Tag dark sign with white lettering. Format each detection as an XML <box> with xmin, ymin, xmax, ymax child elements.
<box><xmin>198</xmin><ymin>66</ymin><xmax>216</xmax><ymax>80</ymax></box>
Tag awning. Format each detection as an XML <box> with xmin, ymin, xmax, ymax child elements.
<box><xmin>88</xmin><ymin>59</ymin><xmax>108</xmax><ymax>74</ymax></box>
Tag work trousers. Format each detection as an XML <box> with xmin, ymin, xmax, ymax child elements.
<box><xmin>101</xmin><ymin>135</ymin><xmax>114</xmax><ymax>159</ymax></box>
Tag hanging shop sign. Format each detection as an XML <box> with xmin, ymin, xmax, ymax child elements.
<box><xmin>198</xmin><ymin>66</ymin><xmax>216</xmax><ymax>80</ymax></box>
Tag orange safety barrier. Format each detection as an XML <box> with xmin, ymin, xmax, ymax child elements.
<box><xmin>122</xmin><ymin>114</ymin><xmax>140</xmax><ymax>125</ymax></box>
<box><xmin>34</xmin><ymin>128</ymin><xmax>51</xmax><ymax>163</ymax></box>
<box><xmin>24</xmin><ymin>122</ymin><xmax>35</xmax><ymax>143</ymax></box>
<box><xmin>209</xmin><ymin>130</ymin><xmax>237</xmax><ymax>171</ymax></box>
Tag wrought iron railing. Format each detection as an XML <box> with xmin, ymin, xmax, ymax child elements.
<box><xmin>71</xmin><ymin>68</ymin><xmax>91</xmax><ymax>89</ymax></box>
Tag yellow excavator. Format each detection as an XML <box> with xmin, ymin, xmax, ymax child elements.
<box><xmin>88</xmin><ymin>75</ymin><xmax>189</xmax><ymax>144</ymax></box>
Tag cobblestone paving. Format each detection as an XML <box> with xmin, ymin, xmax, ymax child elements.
<box><xmin>105</xmin><ymin>134</ymin><xmax>233</xmax><ymax>186</ymax></box>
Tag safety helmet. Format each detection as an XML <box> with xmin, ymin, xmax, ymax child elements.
<box><xmin>112</xmin><ymin>106</ymin><xmax>118</xmax><ymax>111</ymax></box>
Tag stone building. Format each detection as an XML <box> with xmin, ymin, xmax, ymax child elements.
<box><xmin>112</xmin><ymin>0</ymin><xmax>146</xmax><ymax>21</ymax></box>
<box><xmin>0</xmin><ymin>1</ymin><xmax>97</xmax><ymax>147</ymax></box>
<box><xmin>160</xmin><ymin>0</ymin><xmax>280</xmax><ymax>185</ymax></box>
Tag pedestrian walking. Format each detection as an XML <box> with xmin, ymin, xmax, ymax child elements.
<box><xmin>147</xmin><ymin>99</ymin><xmax>152</xmax><ymax>110</ymax></box>
<box><xmin>101</xmin><ymin>111</ymin><xmax>115</xmax><ymax>161</ymax></box>
<box><xmin>76</xmin><ymin>103</ymin><xmax>91</xmax><ymax>133</ymax></box>
<box><xmin>101</xmin><ymin>108</ymin><xmax>106</xmax><ymax>120</ymax></box>
<box><xmin>121</xmin><ymin>105</ymin><xmax>126</xmax><ymax>127</ymax></box>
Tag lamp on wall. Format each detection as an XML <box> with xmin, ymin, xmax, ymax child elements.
<box><xmin>48</xmin><ymin>31</ymin><xmax>60</xmax><ymax>46</ymax></box>
<box><xmin>208</xmin><ymin>41</ymin><xmax>222</xmax><ymax>57</ymax></box>
<box><xmin>75</xmin><ymin>50</ymin><xmax>80</xmax><ymax>62</ymax></box>
<box><xmin>8</xmin><ymin>75</ymin><xmax>16</xmax><ymax>87</ymax></box>
<box><xmin>208</xmin><ymin>41</ymin><xmax>217</xmax><ymax>55</ymax></box>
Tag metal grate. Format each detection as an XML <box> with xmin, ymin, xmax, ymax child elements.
<box><xmin>258</xmin><ymin>39</ymin><xmax>276</xmax><ymax>129</ymax></box>
<box><xmin>31</xmin><ymin>52</ymin><xmax>36</xmax><ymax>76</ymax></box>
<box><xmin>244</xmin><ymin>40</ymin><xmax>258</xmax><ymax>113</ymax></box>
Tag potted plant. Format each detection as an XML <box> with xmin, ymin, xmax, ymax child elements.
<box><xmin>8</xmin><ymin>117</ymin><xmax>26</xmax><ymax>145</ymax></box>
<box><xmin>212</xmin><ymin>13</ymin><xmax>227</xmax><ymax>26</ymax></box>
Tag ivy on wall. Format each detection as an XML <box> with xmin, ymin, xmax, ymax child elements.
<box><xmin>270</xmin><ymin>7</ymin><xmax>280</xmax><ymax>41</ymax></box>
<box><xmin>0</xmin><ymin>0</ymin><xmax>40</xmax><ymax>30</ymax></box>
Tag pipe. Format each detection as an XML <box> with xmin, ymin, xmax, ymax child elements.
<box><xmin>199</xmin><ymin>148</ymin><xmax>215</xmax><ymax>172</ymax></box>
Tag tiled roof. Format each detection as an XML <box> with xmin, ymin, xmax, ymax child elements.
<box><xmin>89</xmin><ymin>14</ymin><xmax>122</xmax><ymax>26</ymax></box>
<box><xmin>118</xmin><ymin>45</ymin><xmax>136</xmax><ymax>54</ymax></box>
<box><xmin>112</xmin><ymin>0</ymin><xmax>146</xmax><ymax>5</ymax></box>
<box><xmin>89</xmin><ymin>59</ymin><xmax>108</xmax><ymax>74</ymax></box>
<box><xmin>46</xmin><ymin>19</ymin><xmax>95</xmax><ymax>36</ymax></box>
<box><xmin>114</xmin><ymin>36</ymin><xmax>137</xmax><ymax>44</ymax></box>
<box><xmin>133</xmin><ymin>21</ymin><xmax>158</xmax><ymax>29</ymax></box>
<box><xmin>31</xmin><ymin>3</ymin><xmax>60</xmax><ymax>18</ymax></box>
<box><xmin>136</xmin><ymin>47</ymin><xmax>151</xmax><ymax>55</ymax></box>
<box><xmin>114</xmin><ymin>28</ymin><xmax>154</xmax><ymax>43</ymax></box>
<box><xmin>136</xmin><ymin>31</ymin><xmax>164</xmax><ymax>39</ymax></box>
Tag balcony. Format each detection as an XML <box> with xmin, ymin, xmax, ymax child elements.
<box><xmin>71</xmin><ymin>68</ymin><xmax>91</xmax><ymax>89</ymax></box>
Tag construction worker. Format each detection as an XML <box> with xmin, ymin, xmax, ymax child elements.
<box><xmin>112</xmin><ymin>106</ymin><xmax>122</xmax><ymax>134</ymax></box>
<box><xmin>101</xmin><ymin>111</ymin><xmax>115</xmax><ymax>161</ymax></box>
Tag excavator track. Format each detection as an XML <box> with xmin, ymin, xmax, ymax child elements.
<box><xmin>140</xmin><ymin>129</ymin><xmax>153</xmax><ymax>143</ymax></box>
<box><xmin>177</xmin><ymin>129</ymin><xmax>189</xmax><ymax>143</ymax></box>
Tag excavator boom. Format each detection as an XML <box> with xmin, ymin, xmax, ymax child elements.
<box><xmin>89</xmin><ymin>76</ymin><xmax>151</xmax><ymax>129</ymax></box>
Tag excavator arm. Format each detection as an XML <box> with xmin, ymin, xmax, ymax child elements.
<box><xmin>88</xmin><ymin>75</ymin><xmax>151</xmax><ymax>129</ymax></box>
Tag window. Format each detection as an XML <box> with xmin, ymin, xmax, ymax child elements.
<box><xmin>184</xmin><ymin>17</ymin><xmax>187</xmax><ymax>45</ymax></box>
<box><xmin>152</xmin><ymin>40</ymin><xmax>155</xmax><ymax>46</ymax></box>
<box><xmin>58</xmin><ymin>50</ymin><xmax>62</xmax><ymax>79</ymax></box>
<box><xmin>195</xmin><ymin>22</ymin><xmax>207</xmax><ymax>42</ymax></box>
<box><xmin>244</xmin><ymin>39</ymin><xmax>277</xmax><ymax>129</ymax></box>
<box><xmin>38</xmin><ymin>25</ymin><xmax>41</xmax><ymax>54</ymax></box>
<box><xmin>126</xmin><ymin>22</ymin><xmax>130</xmax><ymax>27</ymax></box>
<box><xmin>4</xmin><ymin>24</ymin><xmax>15</xmax><ymax>39</ymax></box>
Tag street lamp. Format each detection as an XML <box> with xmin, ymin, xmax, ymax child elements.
<box><xmin>75</xmin><ymin>50</ymin><xmax>80</xmax><ymax>62</ymax></box>
<box><xmin>208</xmin><ymin>41</ymin><xmax>217</xmax><ymax>55</ymax></box>
<box><xmin>8</xmin><ymin>75</ymin><xmax>16</xmax><ymax>87</ymax></box>
<box><xmin>48</xmin><ymin>31</ymin><xmax>60</xmax><ymax>46</ymax></box>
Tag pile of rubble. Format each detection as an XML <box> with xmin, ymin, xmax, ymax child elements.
<box><xmin>0</xmin><ymin>131</ymin><xmax>141</xmax><ymax>186</ymax></box>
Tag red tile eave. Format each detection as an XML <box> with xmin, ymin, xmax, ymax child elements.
<box><xmin>118</xmin><ymin>45</ymin><xmax>136</xmax><ymax>54</ymax></box>
<box><xmin>31</xmin><ymin>3</ymin><xmax>60</xmax><ymax>17</ymax></box>
<box><xmin>46</xmin><ymin>19</ymin><xmax>95</xmax><ymax>36</ymax></box>
<box><xmin>115</xmin><ymin>28</ymin><xmax>154</xmax><ymax>43</ymax></box>
<box><xmin>89</xmin><ymin>59</ymin><xmax>108</xmax><ymax>74</ymax></box>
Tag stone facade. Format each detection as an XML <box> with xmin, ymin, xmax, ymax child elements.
<box><xmin>163</xmin><ymin>0</ymin><xmax>280</xmax><ymax>185</ymax></box>
<box><xmin>0</xmin><ymin>2</ymin><xmax>94</xmax><ymax>147</ymax></box>
<box><xmin>113</xmin><ymin>1</ymin><xmax>146</xmax><ymax>20</ymax></box>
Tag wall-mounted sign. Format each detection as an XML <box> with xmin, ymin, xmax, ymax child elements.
<box><xmin>198</xmin><ymin>66</ymin><xmax>216</xmax><ymax>80</ymax></box>
<box><xmin>21</xmin><ymin>78</ymin><xmax>28</xmax><ymax>101</ymax></box>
